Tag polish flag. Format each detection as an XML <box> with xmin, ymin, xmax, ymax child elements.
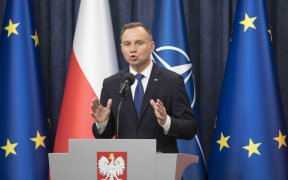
<box><xmin>53</xmin><ymin>0</ymin><xmax>118</xmax><ymax>153</ymax></box>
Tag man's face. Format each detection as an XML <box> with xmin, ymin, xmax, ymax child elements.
<box><xmin>121</xmin><ymin>27</ymin><xmax>155</xmax><ymax>72</ymax></box>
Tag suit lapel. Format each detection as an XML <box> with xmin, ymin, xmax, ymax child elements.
<box><xmin>124</xmin><ymin>87</ymin><xmax>138</xmax><ymax>119</ymax></box>
<box><xmin>138</xmin><ymin>64</ymin><xmax>161</xmax><ymax>122</ymax></box>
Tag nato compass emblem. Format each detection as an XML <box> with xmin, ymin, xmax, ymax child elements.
<box><xmin>152</xmin><ymin>46</ymin><xmax>196</xmax><ymax>108</ymax></box>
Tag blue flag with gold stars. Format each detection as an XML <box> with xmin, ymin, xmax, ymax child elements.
<box><xmin>208</xmin><ymin>0</ymin><xmax>288</xmax><ymax>179</ymax></box>
<box><xmin>0</xmin><ymin>0</ymin><xmax>50</xmax><ymax>179</ymax></box>
<box><xmin>152</xmin><ymin>0</ymin><xmax>207</xmax><ymax>179</ymax></box>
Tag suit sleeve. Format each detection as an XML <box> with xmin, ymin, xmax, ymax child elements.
<box><xmin>92</xmin><ymin>79</ymin><xmax>116</xmax><ymax>138</ymax></box>
<box><xmin>167</xmin><ymin>75</ymin><xmax>197</xmax><ymax>139</ymax></box>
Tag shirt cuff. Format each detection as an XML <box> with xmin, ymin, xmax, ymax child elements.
<box><xmin>95</xmin><ymin>118</ymin><xmax>109</xmax><ymax>134</ymax></box>
<box><xmin>161</xmin><ymin>115</ymin><xmax>171</xmax><ymax>135</ymax></box>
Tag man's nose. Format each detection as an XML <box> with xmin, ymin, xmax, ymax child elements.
<box><xmin>130</xmin><ymin>44</ymin><xmax>137</xmax><ymax>52</ymax></box>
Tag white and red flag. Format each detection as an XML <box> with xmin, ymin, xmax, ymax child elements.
<box><xmin>53</xmin><ymin>0</ymin><xmax>118</xmax><ymax>153</ymax></box>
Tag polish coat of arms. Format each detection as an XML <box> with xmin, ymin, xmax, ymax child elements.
<box><xmin>97</xmin><ymin>152</ymin><xmax>127</xmax><ymax>180</ymax></box>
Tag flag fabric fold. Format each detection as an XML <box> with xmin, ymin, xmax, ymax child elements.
<box><xmin>208</xmin><ymin>0</ymin><xmax>288</xmax><ymax>179</ymax></box>
<box><xmin>152</xmin><ymin>0</ymin><xmax>207</xmax><ymax>179</ymax></box>
<box><xmin>0</xmin><ymin>0</ymin><xmax>50</xmax><ymax>179</ymax></box>
<box><xmin>53</xmin><ymin>0</ymin><xmax>118</xmax><ymax>153</ymax></box>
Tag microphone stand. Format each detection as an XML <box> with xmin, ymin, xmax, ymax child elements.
<box><xmin>116</xmin><ymin>96</ymin><xmax>125</xmax><ymax>139</ymax></box>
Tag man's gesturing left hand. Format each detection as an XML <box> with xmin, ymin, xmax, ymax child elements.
<box><xmin>150</xmin><ymin>99</ymin><xmax>167</xmax><ymax>125</ymax></box>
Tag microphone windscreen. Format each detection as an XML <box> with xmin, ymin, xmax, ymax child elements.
<box><xmin>122</xmin><ymin>73</ymin><xmax>135</xmax><ymax>85</ymax></box>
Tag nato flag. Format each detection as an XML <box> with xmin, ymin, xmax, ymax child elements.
<box><xmin>0</xmin><ymin>0</ymin><xmax>50</xmax><ymax>179</ymax></box>
<box><xmin>208</xmin><ymin>0</ymin><xmax>288</xmax><ymax>179</ymax></box>
<box><xmin>152</xmin><ymin>0</ymin><xmax>207</xmax><ymax>179</ymax></box>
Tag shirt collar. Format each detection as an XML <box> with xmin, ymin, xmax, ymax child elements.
<box><xmin>129</xmin><ymin>60</ymin><xmax>153</xmax><ymax>79</ymax></box>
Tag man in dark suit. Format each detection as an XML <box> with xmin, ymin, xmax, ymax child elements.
<box><xmin>91</xmin><ymin>22</ymin><xmax>197</xmax><ymax>153</ymax></box>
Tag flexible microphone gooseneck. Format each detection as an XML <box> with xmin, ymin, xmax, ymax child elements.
<box><xmin>116</xmin><ymin>73</ymin><xmax>135</xmax><ymax>138</ymax></box>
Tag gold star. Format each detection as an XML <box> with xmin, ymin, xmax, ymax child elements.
<box><xmin>273</xmin><ymin>130</ymin><xmax>287</xmax><ymax>149</ymax></box>
<box><xmin>1</xmin><ymin>139</ymin><xmax>18</xmax><ymax>158</ymax></box>
<box><xmin>30</xmin><ymin>131</ymin><xmax>46</xmax><ymax>149</ymax></box>
<box><xmin>4</xmin><ymin>19</ymin><xmax>20</xmax><ymax>37</ymax></box>
<box><xmin>239</xmin><ymin>13</ymin><xmax>257</xmax><ymax>32</ymax></box>
<box><xmin>216</xmin><ymin>132</ymin><xmax>230</xmax><ymax>151</ymax></box>
<box><xmin>31</xmin><ymin>31</ymin><xmax>39</xmax><ymax>47</ymax></box>
<box><xmin>267</xmin><ymin>29</ymin><xmax>272</xmax><ymax>41</ymax></box>
<box><xmin>242</xmin><ymin>138</ymin><xmax>261</xmax><ymax>158</ymax></box>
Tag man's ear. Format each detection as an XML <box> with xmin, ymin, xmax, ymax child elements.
<box><xmin>150</xmin><ymin>41</ymin><xmax>155</xmax><ymax>52</ymax></box>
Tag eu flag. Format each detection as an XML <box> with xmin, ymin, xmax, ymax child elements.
<box><xmin>208</xmin><ymin>0</ymin><xmax>288</xmax><ymax>179</ymax></box>
<box><xmin>152</xmin><ymin>0</ymin><xmax>207</xmax><ymax>179</ymax></box>
<box><xmin>0</xmin><ymin>0</ymin><xmax>50</xmax><ymax>179</ymax></box>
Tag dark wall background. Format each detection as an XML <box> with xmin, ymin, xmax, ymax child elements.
<box><xmin>1</xmin><ymin>0</ymin><xmax>287</xmax><ymax>161</ymax></box>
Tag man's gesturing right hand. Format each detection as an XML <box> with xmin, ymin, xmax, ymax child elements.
<box><xmin>90</xmin><ymin>97</ymin><xmax>112</xmax><ymax>123</ymax></box>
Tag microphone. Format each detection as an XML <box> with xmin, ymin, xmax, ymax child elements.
<box><xmin>119</xmin><ymin>73</ymin><xmax>135</xmax><ymax>97</ymax></box>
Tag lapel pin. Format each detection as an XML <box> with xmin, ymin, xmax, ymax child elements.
<box><xmin>154</xmin><ymin>78</ymin><xmax>158</xmax><ymax>82</ymax></box>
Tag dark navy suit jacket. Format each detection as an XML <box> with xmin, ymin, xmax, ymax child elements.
<box><xmin>92</xmin><ymin>63</ymin><xmax>197</xmax><ymax>153</ymax></box>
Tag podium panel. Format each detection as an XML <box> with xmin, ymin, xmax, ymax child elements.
<box><xmin>49</xmin><ymin>139</ymin><xmax>198</xmax><ymax>180</ymax></box>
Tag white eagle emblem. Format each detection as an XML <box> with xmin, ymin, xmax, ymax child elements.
<box><xmin>98</xmin><ymin>153</ymin><xmax>126</xmax><ymax>180</ymax></box>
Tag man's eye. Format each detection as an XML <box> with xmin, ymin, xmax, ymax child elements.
<box><xmin>136</xmin><ymin>41</ymin><xmax>144</xmax><ymax>45</ymax></box>
<box><xmin>123</xmin><ymin>42</ymin><xmax>130</xmax><ymax>46</ymax></box>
